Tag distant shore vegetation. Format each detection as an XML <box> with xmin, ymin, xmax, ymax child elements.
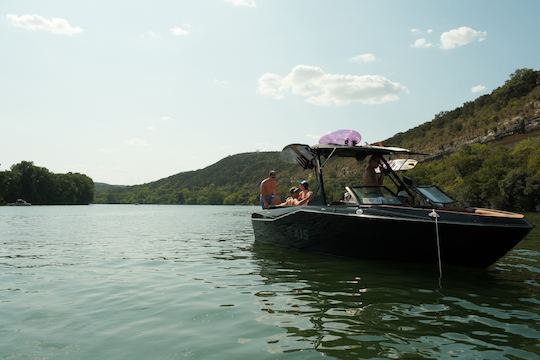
<box><xmin>93</xmin><ymin>152</ymin><xmax>301</xmax><ymax>206</ymax></box>
<box><xmin>0</xmin><ymin>161</ymin><xmax>94</xmax><ymax>205</ymax></box>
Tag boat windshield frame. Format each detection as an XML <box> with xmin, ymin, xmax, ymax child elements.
<box><xmin>281</xmin><ymin>143</ymin><xmax>429</xmax><ymax>206</ymax></box>
<box><xmin>346</xmin><ymin>185</ymin><xmax>404</xmax><ymax>206</ymax></box>
<box><xmin>413</xmin><ymin>185</ymin><xmax>456</xmax><ymax>207</ymax></box>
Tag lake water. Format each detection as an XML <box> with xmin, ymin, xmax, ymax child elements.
<box><xmin>1</xmin><ymin>205</ymin><xmax>538</xmax><ymax>359</ymax></box>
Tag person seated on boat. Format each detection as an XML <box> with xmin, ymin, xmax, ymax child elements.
<box><xmin>362</xmin><ymin>155</ymin><xmax>385</xmax><ymax>187</ymax></box>
<box><xmin>297</xmin><ymin>180</ymin><xmax>313</xmax><ymax>206</ymax></box>
<box><xmin>260</xmin><ymin>170</ymin><xmax>280</xmax><ymax>209</ymax></box>
<box><xmin>278</xmin><ymin>187</ymin><xmax>301</xmax><ymax>206</ymax></box>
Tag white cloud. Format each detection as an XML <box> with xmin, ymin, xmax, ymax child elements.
<box><xmin>161</xmin><ymin>115</ymin><xmax>175</xmax><ymax>121</ymax></box>
<box><xmin>440</xmin><ymin>26</ymin><xmax>487</xmax><ymax>50</ymax></box>
<box><xmin>471</xmin><ymin>85</ymin><xmax>487</xmax><ymax>93</ymax></box>
<box><xmin>349</xmin><ymin>53</ymin><xmax>377</xmax><ymax>63</ymax></box>
<box><xmin>258</xmin><ymin>65</ymin><xmax>407</xmax><ymax>106</ymax></box>
<box><xmin>214</xmin><ymin>79</ymin><xmax>228</xmax><ymax>87</ymax></box>
<box><xmin>411</xmin><ymin>38</ymin><xmax>433</xmax><ymax>49</ymax></box>
<box><xmin>124</xmin><ymin>137</ymin><xmax>149</xmax><ymax>147</ymax></box>
<box><xmin>6</xmin><ymin>14</ymin><xmax>83</xmax><ymax>35</ymax></box>
<box><xmin>146</xmin><ymin>31</ymin><xmax>162</xmax><ymax>40</ymax></box>
<box><xmin>147</xmin><ymin>126</ymin><xmax>156</xmax><ymax>132</ymax></box>
<box><xmin>410</xmin><ymin>28</ymin><xmax>433</xmax><ymax>35</ymax></box>
<box><xmin>258</xmin><ymin>73</ymin><xmax>286</xmax><ymax>99</ymax></box>
<box><xmin>98</xmin><ymin>148</ymin><xmax>119</xmax><ymax>154</ymax></box>
<box><xmin>225</xmin><ymin>0</ymin><xmax>256</xmax><ymax>7</ymax></box>
<box><xmin>170</xmin><ymin>24</ymin><xmax>191</xmax><ymax>37</ymax></box>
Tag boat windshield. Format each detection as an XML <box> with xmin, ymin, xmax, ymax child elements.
<box><xmin>348</xmin><ymin>186</ymin><xmax>403</xmax><ymax>205</ymax></box>
<box><xmin>415</xmin><ymin>185</ymin><xmax>455</xmax><ymax>207</ymax></box>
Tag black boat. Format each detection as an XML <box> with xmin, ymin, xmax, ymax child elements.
<box><xmin>251</xmin><ymin>132</ymin><xmax>534</xmax><ymax>267</ymax></box>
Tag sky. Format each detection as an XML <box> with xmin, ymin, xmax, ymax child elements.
<box><xmin>1</xmin><ymin>0</ymin><xmax>539</xmax><ymax>185</ymax></box>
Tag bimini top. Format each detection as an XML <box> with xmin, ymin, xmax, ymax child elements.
<box><xmin>281</xmin><ymin>143</ymin><xmax>428</xmax><ymax>169</ymax></box>
<box><xmin>313</xmin><ymin>144</ymin><xmax>428</xmax><ymax>158</ymax></box>
<box><xmin>281</xmin><ymin>129</ymin><xmax>429</xmax><ymax>169</ymax></box>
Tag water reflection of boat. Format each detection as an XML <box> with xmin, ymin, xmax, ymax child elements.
<box><xmin>251</xmin><ymin>131</ymin><xmax>533</xmax><ymax>267</ymax></box>
<box><xmin>251</xmin><ymin>243</ymin><xmax>539</xmax><ymax>358</ymax></box>
<box><xmin>7</xmin><ymin>199</ymin><xmax>31</xmax><ymax>206</ymax></box>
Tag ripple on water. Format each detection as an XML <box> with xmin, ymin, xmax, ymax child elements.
<box><xmin>0</xmin><ymin>205</ymin><xmax>538</xmax><ymax>359</ymax></box>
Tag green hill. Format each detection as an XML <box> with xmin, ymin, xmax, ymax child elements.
<box><xmin>384</xmin><ymin>68</ymin><xmax>540</xmax><ymax>212</ymax></box>
<box><xmin>94</xmin><ymin>69</ymin><xmax>540</xmax><ymax>211</ymax></box>
<box><xmin>94</xmin><ymin>152</ymin><xmax>311</xmax><ymax>205</ymax></box>
<box><xmin>385</xmin><ymin>68</ymin><xmax>540</xmax><ymax>155</ymax></box>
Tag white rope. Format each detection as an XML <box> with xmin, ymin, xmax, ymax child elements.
<box><xmin>429</xmin><ymin>209</ymin><xmax>442</xmax><ymax>288</ymax></box>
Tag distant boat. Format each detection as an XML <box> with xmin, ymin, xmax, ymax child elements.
<box><xmin>251</xmin><ymin>130</ymin><xmax>534</xmax><ymax>268</ymax></box>
<box><xmin>7</xmin><ymin>199</ymin><xmax>31</xmax><ymax>206</ymax></box>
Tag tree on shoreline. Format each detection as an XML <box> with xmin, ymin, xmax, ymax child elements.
<box><xmin>0</xmin><ymin>161</ymin><xmax>94</xmax><ymax>205</ymax></box>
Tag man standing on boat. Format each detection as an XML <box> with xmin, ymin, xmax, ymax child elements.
<box><xmin>260</xmin><ymin>170</ymin><xmax>280</xmax><ymax>209</ymax></box>
<box><xmin>363</xmin><ymin>155</ymin><xmax>385</xmax><ymax>187</ymax></box>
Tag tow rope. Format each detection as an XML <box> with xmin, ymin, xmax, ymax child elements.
<box><xmin>429</xmin><ymin>209</ymin><xmax>442</xmax><ymax>288</ymax></box>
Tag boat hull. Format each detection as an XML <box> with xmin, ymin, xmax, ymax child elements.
<box><xmin>251</xmin><ymin>205</ymin><xmax>533</xmax><ymax>267</ymax></box>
